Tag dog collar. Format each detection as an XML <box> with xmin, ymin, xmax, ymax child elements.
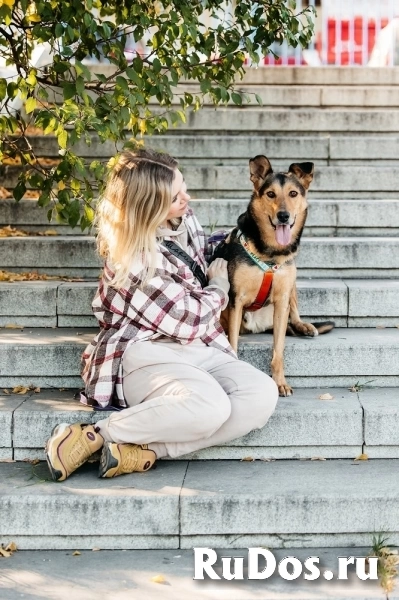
<box><xmin>237</xmin><ymin>229</ymin><xmax>281</xmax><ymax>273</ymax></box>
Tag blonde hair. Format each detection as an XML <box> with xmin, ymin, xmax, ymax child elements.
<box><xmin>94</xmin><ymin>149</ymin><xmax>178</xmax><ymax>290</ymax></box>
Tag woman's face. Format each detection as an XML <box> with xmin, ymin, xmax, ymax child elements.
<box><xmin>165</xmin><ymin>169</ymin><xmax>190</xmax><ymax>221</ymax></box>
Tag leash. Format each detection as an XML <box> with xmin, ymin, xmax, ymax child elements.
<box><xmin>236</xmin><ymin>229</ymin><xmax>281</xmax><ymax>312</ymax></box>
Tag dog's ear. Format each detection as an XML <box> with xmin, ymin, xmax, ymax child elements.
<box><xmin>249</xmin><ymin>155</ymin><xmax>273</xmax><ymax>191</ymax></box>
<box><xmin>288</xmin><ymin>162</ymin><xmax>314</xmax><ymax>190</ymax></box>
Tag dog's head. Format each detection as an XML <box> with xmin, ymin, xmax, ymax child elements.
<box><xmin>248</xmin><ymin>155</ymin><xmax>314</xmax><ymax>248</ymax></box>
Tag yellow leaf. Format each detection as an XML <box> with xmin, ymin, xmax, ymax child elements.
<box><xmin>27</xmin><ymin>13</ymin><xmax>41</xmax><ymax>22</ymax></box>
<box><xmin>25</xmin><ymin>97</ymin><xmax>37</xmax><ymax>114</ymax></box>
<box><xmin>151</xmin><ymin>575</ymin><xmax>167</xmax><ymax>584</ymax></box>
<box><xmin>92</xmin><ymin>547</ymin><xmax>101</xmax><ymax>552</ymax></box>
<box><xmin>0</xmin><ymin>547</ymin><xmax>11</xmax><ymax>558</ymax></box>
<box><xmin>355</xmin><ymin>453</ymin><xmax>369</xmax><ymax>461</ymax></box>
<box><xmin>2</xmin><ymin>389</ymin><xmax>10</xmax><ymax>394</ymax></box>
<box><xmin>43</xmin><ymin>230</ymin><xmax>58</xmax><ymax>236</ymax></box>
<box><xmin>5</xmin><ymin>542</ymin><xmax>17</xmax><ymax>552</ymax></box>
<box><xmin>34</xmin><ymin>387</ymin><xmax>40</xmax><ymax>393</ymax></box>
<box><xmin>319</xmin><ymin>393</ymin><xmax>334</xmax><ymax>401</ymax></box>
<box><xmin>240</xmin><ymin>456</ymin><xmax>255</xmax><ymax>462</ymax></box>
<box><xmin>58</xmin><ymin>180</ymin><xmax>66</xmax><ymax>190</ymax></box>
<box><xmin>72</xmin><ymin>550</ymin><xmax>81</xmax><ymax>556</ymax></box>
<box><xmin>2</xmin><ymin>0</ymin><xmax>15</xmax><ymax>7</ymax></box>
<box><xmin>11</xmin><ymin>386</ymin><xmax>30</xmax><ymax>395</ymax></box>
<box><xmin>5</xmin><ymin>323</ymin><xmax>24</xmax><ymax>329</ymax></box>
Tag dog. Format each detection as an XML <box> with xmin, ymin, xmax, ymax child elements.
<box><xmin>212</xmin><ymin>155</ymin><xmax>334</xmax><ymax>396</ymax></box>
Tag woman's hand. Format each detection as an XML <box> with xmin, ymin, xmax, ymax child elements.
<box><xmin>207</xmin><ymin>258</ymin><xmax>229</xmax><ymax>281</ymax></box>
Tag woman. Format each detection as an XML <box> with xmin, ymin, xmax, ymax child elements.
<box><xmin>45</xmin><ymin>149</ymin><xmax>278</xmax><ymax>481</ymax></box>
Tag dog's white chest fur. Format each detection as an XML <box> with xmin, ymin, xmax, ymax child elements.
<box><xmin>243</xmin><ymin>304</ymin><xmax>274</xmax><ymax>333</ymax></box>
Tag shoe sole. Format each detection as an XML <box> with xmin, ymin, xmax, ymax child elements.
<box><xmin>44</xmin><ymin>422</ymin><xmax>72</xmax><ymax>482</ymax></box>
<box><xmin>99</xmin><ymin>443</ymin><xmax>119</xmax><ymax>478</ymax></box>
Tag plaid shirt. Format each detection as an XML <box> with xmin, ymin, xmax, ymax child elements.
<box><xmin>81</xmin><ymin>208</ymin><xmax>234</xmax><ymax>409</ymax></box>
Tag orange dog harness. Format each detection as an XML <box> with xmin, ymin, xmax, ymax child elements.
<box><xmin>237</xmin><ymin>229</ymin><xmax>282</xmax><ymax>312</ymax></box>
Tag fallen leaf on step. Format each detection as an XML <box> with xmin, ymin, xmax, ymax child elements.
<box><xmin>92</xmin><ymin>547</ymin><xmax>101</xmax><ymax>552</ymax></box>
<box><xmin>151</xmin><ymin>575</ymin><xmax>167</xmax><ymax>584</ymax></box>
<box><xmin>240</xmin><ymin>456</ymin><xmax>255</xmax><ymax>462</ymax></box>
<box><xmin>0</xmin><ymin>186</ymin><xmax>12</xmax><ymax>199</ymax></box>
<box><xmin>260</xmin><ymin>458</ymin><xmax>275</xmax><ymax>462</ymax></box>
<box><xmin>319</xmin><ymin>393</ymin><xmax>334</xmax><ymax>401</ymax></box>
<box><xmin>2</xmin><ymin>389</ymin><xmax>10</xmax><ymax>394</ymax></box>
<box><xmin>33</xmin><ymin>387</ymin><xmax>40</xmax><ymax>393</ymax></box>
<box><xmin>0</xmin><ymin>541</ymin><xmax>17</xmax><ymax>558</ymax></box>
<box><xmin>376</xmin><ymin>325</ymin><xmax>386</xmax><ymax>329</ymax></box>
<box><xmin>5</xmin><ymin>542</ymin><xmax>17</xmax><ymax>552</ymax></box>
<box><xmin>4</xmin><ymin>323</ymin><xmax>24</xmax><ymax>329</ymax></box>
<box><xmin>354</xmin><ymin>453</ymin><xmax>368</xmax><ymax>461</ymax></box>
<box><xmin>311</xmin><ymin>457</ymin><xmax>327</xmax><ymax>461</ymax></box>
<box><xmin>72</xmin><ymin>550</ymin><xmax>81</xmax><ymax>556</ymax></box>
<box><xmin>12</xmin><ymin>385</ymin><xmax>30</xmax><ymax>394</ymax></box>
<box><xmin>23</xmin><ymin>458</ymin><xmax>40</xmax><ymax>465</ymax></box>
<box><xmin>0</xmin><ymin>269</ymin><xmax>84</xmax><ymax>282</ymax></box>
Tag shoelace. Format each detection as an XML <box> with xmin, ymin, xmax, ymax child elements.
<box><xmin>68</xmin><ymin>431</ymin><xmax>91</xmax><ymax>467</ymax></box>
<box><xmin>121</xmin><ymin>446</ymin><xmax>142</xmax><ymax>472</ymax></box>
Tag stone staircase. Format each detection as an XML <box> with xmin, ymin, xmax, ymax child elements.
<box><xmin>1</xmin><ymin>67</ymin><xmax>399</xmax><ymax>551</ymax></box>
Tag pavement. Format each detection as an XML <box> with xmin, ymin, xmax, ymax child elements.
<box><xmin>0</xmin><ymin>547</ymin><xmax>396</xmax><ymax>600</ymax></box>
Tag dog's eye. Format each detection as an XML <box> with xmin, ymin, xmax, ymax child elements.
<box><xmin>266</xmin><ymin>191</ymin><xmax>276</xmax><ymax>199</ymax></box>
<box><xmin>289</xmin><ymin>191</ymin><xmax>298</xmax><ymax>197</ymax></box>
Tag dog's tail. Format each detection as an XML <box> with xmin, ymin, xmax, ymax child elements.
<box><xmin>313</xmin><ymin>321</ymin><xmax>335</xmax><ymax>335</ymax></box>
<box><xmin>286</xmin><ymin>321</ymin><xmax>335</xmax><ymax>336</ymax></box>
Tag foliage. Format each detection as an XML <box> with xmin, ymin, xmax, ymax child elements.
<box><xmin>0</xmin><ymin>0</ymin><xmax>315</xmax><ymax>230</ymax></box>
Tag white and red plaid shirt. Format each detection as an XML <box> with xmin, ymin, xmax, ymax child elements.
<box><xmin>81</xmin><ymin>208</ymin><xmax>234</xmax><ymax>409</ymax></box>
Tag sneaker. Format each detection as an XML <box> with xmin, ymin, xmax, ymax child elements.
<box><xmin>45</xmin><ymin>423</ymin><xmax>104</xmax><ymax>482</ymax></box>
<box><xmin>99</xmin><ymin>442</ymin><xmax>156</xmax><ymax>478</ymax></box>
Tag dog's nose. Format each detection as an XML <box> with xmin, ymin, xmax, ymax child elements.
<box><xmin>276</xmin><ymin>211</ymin><xmax>290</xmax><ymax>224</ymax></box>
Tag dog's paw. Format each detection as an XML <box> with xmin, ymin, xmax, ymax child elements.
<box><xmin>290</xmin><ymin>321</ymin><xmax>318</xmax><ymax>337</ymax></box>
<box><xmin>278</xmin><ymin>384</ymin><xmax>293</xmax><ymax>397</ymax></box>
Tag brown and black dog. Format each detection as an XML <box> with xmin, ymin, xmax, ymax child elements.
<box><xmin>212</xmin><ymin>155</ymin><xmax>334</xmax><ymax>396</ymax></box>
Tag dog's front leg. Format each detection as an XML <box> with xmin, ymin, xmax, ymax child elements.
<box><xmin>288</xmin><ymin>283</ymin><xmax>318</xmax><ymax>337</ymax></box>
<box><xmin>228</xmin><ymin>303</ymin><xmax>244</xmax><ymax>354</ymax></box>
<box><xmin>272</xmin><ymin>293</ymin><xmax>292</xmax><ymax>397</ymax></box>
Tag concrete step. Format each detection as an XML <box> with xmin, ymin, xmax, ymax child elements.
<box><xmin>1</xmin><ymin>235</ymin><xmax>399</xmax><ymax>278</ymax></box>
<box><xmin>85</xmin><ymin>63</ymin><xmax>399</xmax><ymax>86</ymax></box>
<box><xmin>7</xmin><ymin>134</ymin><xmax>399</xmax><ymax>167</ymax></box>
<box><xmin>175</xmin><ymin>109</ymin><xmax>399</xmax><ymax>136</ymax></box>
<box><xmin>1</xmin><ymin>280</ymin><xmax>399</xmax><ymax>329</ymax></box>
<box><xmin>3</xmin><ymin>198</ymin><xmax>399</xmax><ymax>237</ymax></box>
<box><xmin>1</xmin><ymin>387</ymin><xmax>364</xmax><ymax>461</ymax></box>
<box><xmin>0</xmin><ymin>547</ymin><xmax>390</xmax><ymax>600</ymax></box>
<box><xmin>194</xmin><ymin>198</ymin><xmax>399</xmax><ymax>236</ymax></box>
<box><xmin>4</xmin><ymin>164</ymin><xmax>399</xmax><ymax>198</ymax></box>
<box><xmin>0</xmin><ymin>327</ymin><xmax>398</xmax><ymax>389</ymax></box>
<box><xmin>1</xmin><ymin>458</ymin><xmax>399</xmax><ymax>549</ymax></box>
<box><xmin>3</xmin><ymin>387</ymin><xmax>398</xmax><ymax>462</ymax></box>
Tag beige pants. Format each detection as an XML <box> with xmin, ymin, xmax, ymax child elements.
<box><xmin>96</xmin><ymin>339</ymin><xmax>278</xmax><ymax>459</ymax></box>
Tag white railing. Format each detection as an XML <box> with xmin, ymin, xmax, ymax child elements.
<box><xmin>258</xmin><ymin>0</ymin><xmax>399</xmax><ymax>66</ymax></box>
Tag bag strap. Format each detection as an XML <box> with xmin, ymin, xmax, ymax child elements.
<box><xmin>162</xmin><ymin>240</ymin><xmax>208</xmax><ymax>288</ymax></box>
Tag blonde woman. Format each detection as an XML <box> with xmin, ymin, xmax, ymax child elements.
<box><xmin>45</xmin><ymin>149</ymin><xmax>278</xmax><ymax>481</ymax></box>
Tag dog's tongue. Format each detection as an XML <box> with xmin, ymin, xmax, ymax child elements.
<box><xmin>275</xmin><ymin>224</ymin><xmax>291</xmax><ymax>246</ymax></box>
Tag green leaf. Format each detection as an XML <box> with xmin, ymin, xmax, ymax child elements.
<box><xmin>25</xmin><ymin>97</ymin><xmax>37</xmax><ymax>113</ymax></box>
<box><xmin>231</xmin><ymin>92</ymin><xmax>242</xmax><ymax>106</ymax></box>
<box><xmin>58</xmin><ymin>130</ymin><xmax>68</xmax><ymax>149</ymax></box>
<box><xmin>63</xmin><ymin>82</ymin><xmax>76</xmax><ymax>100</ymax></box>
<box><xmin>13</xmin><ymin>180</ymin><xmax>27</xmax><ymax>202</ymax></box>
<box><xmin>255</xmin><ymin>93</ymin><xmax>263</xmax><ymax>106</ymax></box>
<box><xmin>0</xmin><ymin>78</ymin><xmax>6</xmax><ymax>101</ymax></box>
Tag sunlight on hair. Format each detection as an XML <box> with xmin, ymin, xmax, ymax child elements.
<box><xmin>94</xmin><ymin>149</ymin><xmax>178</xmax><ymax>290</ymax></box>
